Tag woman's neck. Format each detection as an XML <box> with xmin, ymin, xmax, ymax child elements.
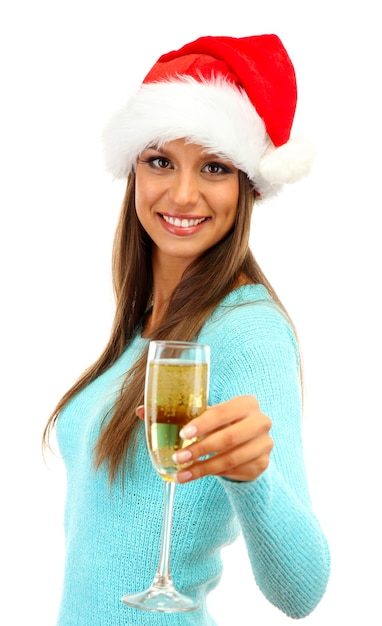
<box><xmin>141</xmin><ymin>267</ymin><xmax>179</xmax><ymax>337</ymax></box>
<box><xmin>142</xmin><ymin>271</ymin><xmax>251</xmax><ymax>338</ymax></box>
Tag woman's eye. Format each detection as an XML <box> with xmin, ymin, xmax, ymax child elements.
<box><xmin>151</xmin><ymin>157</ymin><xmax>170</xmax><ymax>169</ymax></box>
<box><xmin>204</xmin><ymin>162</ymin><xmax>229</xmax><ymax>174</ymax></box>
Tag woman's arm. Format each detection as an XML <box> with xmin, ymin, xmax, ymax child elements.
<box><xmin>173</xmin><ymin>306</ymin><xmax>331</xmax><ymax>617</ymax></box>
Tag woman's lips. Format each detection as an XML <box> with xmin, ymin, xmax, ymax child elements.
<box><xmin>161</xmin><ymin>214</ymin><xmax>208</xmax><ymax>228</ymax></box>
<box><xmin>159</xmin><ymin>213</ymin><xmax>210</xmax><ymax>235</ymax></box>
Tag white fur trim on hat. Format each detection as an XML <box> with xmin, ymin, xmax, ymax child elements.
<box><xmin>102</xmin><ymin>77</ymin><xmax>313</xmax><ymax>199</ymax></box>
<box><xmin>259</xmin><ymin>136</ymin><xmax>315</xmax><ymax>185</ymax></box>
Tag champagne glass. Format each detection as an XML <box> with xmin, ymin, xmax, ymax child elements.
<box><xmin>121</xmin><ymin>340</ymin><xmax>210</xmax><ymax>612</ymax></box>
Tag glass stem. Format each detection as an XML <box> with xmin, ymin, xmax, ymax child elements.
<box><xmin>154</xmin><ymin>480</ymin><xmax>176</xmax><ymax>586</ymax></box>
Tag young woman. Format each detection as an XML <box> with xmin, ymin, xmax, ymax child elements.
<box><xmin>44</xmin><ymin>34</ymin><xmax>331</xmax><ymax>625</ymax></box>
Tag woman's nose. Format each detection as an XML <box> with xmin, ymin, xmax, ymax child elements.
<box><xmin>168</xmin><ymin>172</ymin><xmax>200</xmax><ymax>207</ymax></box>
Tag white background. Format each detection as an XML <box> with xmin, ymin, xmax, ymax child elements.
<box><xmin>1</xmin><ymin>1</ymin><xmax>381</xmax><ymax>624</ymax></box>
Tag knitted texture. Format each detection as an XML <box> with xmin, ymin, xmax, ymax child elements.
<box><xmin>56</xmin><ymin>285</ymin><xmax>330</xmax><ymax>625</ymax></box>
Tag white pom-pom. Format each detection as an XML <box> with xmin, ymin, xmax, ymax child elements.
<box><xmin>259</xmin><ymin>136</ymin><xmax>315</xmax><ymax>184</ymax></box>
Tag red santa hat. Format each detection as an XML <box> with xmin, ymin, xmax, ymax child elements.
<box><xmin>102</xmin><ymin>34</ymin><xmax>314</xmax><ymax>199</ymax></box>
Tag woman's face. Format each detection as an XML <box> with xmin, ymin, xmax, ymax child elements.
<box><xmin>135</xmin><ymin>138</ymin><xmax>239</xmax><ymax>270</ymax></box>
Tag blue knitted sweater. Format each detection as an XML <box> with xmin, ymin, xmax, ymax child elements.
<box><xmin>56</xmin><ymin>284</ymin><xmax>330</xmax><ymax>625</ymax></box>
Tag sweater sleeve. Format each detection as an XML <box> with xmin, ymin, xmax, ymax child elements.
<box><xmin>204</xmin><ymin>302</ymin><xmax>331</xmax><ymax>618</ymax></box>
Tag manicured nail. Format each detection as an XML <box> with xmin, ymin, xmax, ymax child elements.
<box><xmin>175</xmin><ymin>470</ymin><xmax>193</xmax><ymax>483</ymax></box>
<box><xmin>172</xmin><ymin>449</ymin><xmax>192</xmax><ymax>464</ymax></box>
<box><xmin>179</xmin><ymin>424</ymin><xmax>197</xmax><ymax>439</ymax></box>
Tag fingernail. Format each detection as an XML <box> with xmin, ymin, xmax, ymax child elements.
<box><xmin>172</xmin><ymin>449</ymin><xmax>192</xmax><ymax>464</ymax></box>
<box><xmin>179</xmin><ymin>424</ymin><xmax>197</xmax><ymax>439</ymax></box>
<box><xmin>175</xmin><ymin>470</ymin><xmax>193</xmax><ymax>483</ymax></box>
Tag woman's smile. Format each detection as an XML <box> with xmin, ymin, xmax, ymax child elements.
<box><xmin>159</xmin><ymin>212</ymin><xmax>211</xmax><ymax>235</ymax></box>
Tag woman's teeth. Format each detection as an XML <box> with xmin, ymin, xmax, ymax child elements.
<box><xmin>162</xmin><ymin>215</ymin><xmax>206</xmax><ymax>228</ymax></box>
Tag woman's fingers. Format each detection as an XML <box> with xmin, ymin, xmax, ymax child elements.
<box><xmin>137</xmin><ymin>395</ymin><xmax>273</xmax><ymax>483</ymax></box>
<box><xmin>175</xmin><ymin>434</ymin><xmax>273</xmax><ymax>483</ymax></box>
<box><xmin>173</xmin><ymin>395</ymin><xmax>273</xmax><ymax>483</ymax></box>
<box><xmin>180</xmin><ymin>395</ymin><xmax>260</xmax><ymax>439</ymax></box>
<box><xmin>177</xmin><ymin>414</ymin><xmax>269</xmax><ymax>461</ymax></box>
<box><xmin>135</xmin><ymin>405</ymin><xmax>145</xmax><ymax>420</ymax></box>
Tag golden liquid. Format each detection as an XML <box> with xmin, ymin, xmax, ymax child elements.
<box><xmin>146</xmin><ymin>360</ymin><xmax>208</xmax><ymax>481</ymax></box>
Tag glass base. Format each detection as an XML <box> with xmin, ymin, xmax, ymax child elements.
<box><xmin>121</xmin><ymin>582</ymin><xmax>199</xmax><ymax>613</ymax></box>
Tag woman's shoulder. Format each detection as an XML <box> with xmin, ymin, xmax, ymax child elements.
<box><xmin>208</xmin><ymin>284</ymin><xmax>290</xmax><ymax>329</ymax></box>
<box><xmin>199</xmin><ymin>284</ymin><xmax>297</xmax><ymax>353</ymax></box>
<box><xmin>218</xmin><ymin>283</ymin><xmax>273</xmax><ymax>308</ymax></box>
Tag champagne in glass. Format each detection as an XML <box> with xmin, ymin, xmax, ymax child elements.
<box><xmin>147</xmin><ymin>357</ymin><xmax>209</xmax><ymax>480</ymax></box>
<box><xmin>121</xmin><ymin>340</ymin><xmax>210</xmax><ymax>612</ymax></box>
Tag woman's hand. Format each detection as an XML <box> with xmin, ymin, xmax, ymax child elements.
<box><xmin>136</xmin><ymin>395</ymin><xmax>273</xmax><ymax>483</ymax></box>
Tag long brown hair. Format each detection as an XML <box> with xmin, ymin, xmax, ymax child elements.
<box><xmin>43</xmin><ymin>171</ymin><xmax>296</xmax><ymax>481</ymax></box>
